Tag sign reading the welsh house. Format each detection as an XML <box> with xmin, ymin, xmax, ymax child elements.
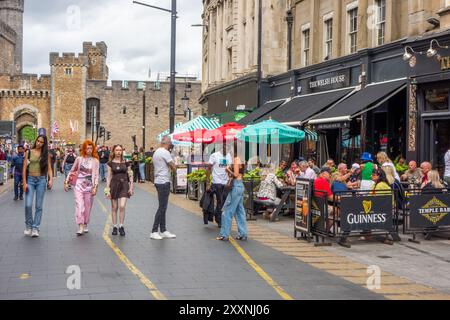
<box><xmin>340</xmin><ymin>195</ymin><xmax>394</xmax><ymax>232</ymax></box>
<box><xmin>307</xmin><ymin>69</ymin><xmax>350</xmax><ymax>93</ymax></box>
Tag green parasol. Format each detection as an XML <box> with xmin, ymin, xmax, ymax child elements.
<box><xmin>236</xmin><ymin>119</ymin><xmax>305</xmax><ymax>144</ymax></box>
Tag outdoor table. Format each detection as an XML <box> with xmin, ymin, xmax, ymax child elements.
<box><xmin>270</xmin><ymin>186</ymin><xmax>296</xmax><ymax>222</ymax></box>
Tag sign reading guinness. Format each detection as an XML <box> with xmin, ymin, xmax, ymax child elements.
<box><xmin>340</xmin><ymin>195</ymin><xmax>394</xmax><ymax>232</ymax></box>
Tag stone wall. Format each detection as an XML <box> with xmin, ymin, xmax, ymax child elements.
<box><xmin>0</xmin><ymin>20</ymin><xmax>16</xmax><ymax>75</ymax></box>
<box><xmin>87</xmin><ymin>80</ymin><xmax>204</xmax><ymax>151</ymax></box>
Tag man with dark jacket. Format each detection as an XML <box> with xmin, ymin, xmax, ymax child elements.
<box><xmin>12</xmin><ymin>145</ymin><xmax>25</xmax><ymax>200</ymax></box>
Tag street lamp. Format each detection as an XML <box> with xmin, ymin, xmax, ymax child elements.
<box><xmin>133</xmin><ymin>0</ymin><xmax>177</xmax><ymax>134</ymax></box>
<box><xmin>142</xmin><ymin>82</ymin><xmax>146</xmax><ymax>150</ymax></box>
<box><xmin>181</xmin><ymin>93</ymin><xmax>191</xmax><ymax>120</ymax></box>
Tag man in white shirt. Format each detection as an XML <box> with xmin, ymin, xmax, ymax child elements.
<box><xmin>150</xmin><ymin>135</ymin><xmax>177</xmax><ymax>240</ymax></box>
<box><xmin>445</xmin><ymin>147</ymin><xmax>450</xmax><ymax>187</ymax></box>
<box><xmin>299</xmin><ymin>161</ymin><xmax>317</xmax><ymax>180</ymax></box>
<box><xmin>206</xmin><ymin>144</ymin><xmax>233</xmax><ymax>228</ymax></box>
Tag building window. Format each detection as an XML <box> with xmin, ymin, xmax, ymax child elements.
<box><xmin>302</xmin><ymin>28</ymin><xmax>310</xmax><ymax>67</ymax></box>
<box><xmin>65</xmin><ymin>68</ymin><xmax>73</xmax><ymax>76</ymax></box>
<box><xmin>375</xmin><ymin>0</ymin><xmax>386</xmax><ymax>46</ymax></box>
<box><xmin>122</xmin><ymin>106</ymin><xmax>127</xmax><ymax>115</ymax></box>
<box><xmin>324</xmin><ymin>19</ymin><xmax>333</xmax><ymax>60</ymax></box>
<box><xmin>155</xmin><ymin>106</ymin><xmax>158</xmax><ymax>115</ymax></box>
<box><xmin>348</xmin><ymin>8</ymin><xmax>358</xmax><ymax>53</ymax></box>
<box><xmin>86</xmin><ymin>98</ymin><xmax>101</xmax><ymax>126</ymax></box>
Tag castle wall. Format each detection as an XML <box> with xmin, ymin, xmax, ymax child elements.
<box><xmin>0</xmin><ymin>0</ymin><xmax>24</xmax><ymax>74</ymax></box>
<box><xmin>0</xmin><ymin>20</ymin><xmax>16</xmax><ymax>74</ymax></box>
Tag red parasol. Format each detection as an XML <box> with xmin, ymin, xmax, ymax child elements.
<box><xmin>172</xmin><ymin>128</ymin><xmax>215</xmax><ymax>144</ymax></box>
<box><xmin>205</xmin><ymin>122</ymin><xmax>245</xmax><ymax>143</ymax></box>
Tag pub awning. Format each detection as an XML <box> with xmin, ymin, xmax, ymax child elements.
<box><xmin>308</xmin><ymin>78</ymin><xmax>407</xmax><ymax>125</ymax></box>
<box><xmin>237</xmin><ymin>99</ymin><xmax>286</xmax><ymax>125</ymax></box>
<box><xmin>260</xmin><ymin>87</ymin><xmax>356</xmax><ymax>125</ymax></box>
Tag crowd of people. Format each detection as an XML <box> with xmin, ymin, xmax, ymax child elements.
<box><xmin>2</xmin><ymin>135</ymin><xmax>450</xmax><ymax>243</ymax></box>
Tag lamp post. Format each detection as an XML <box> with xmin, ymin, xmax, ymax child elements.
<box><xmin>133</xmin><ymin>0</ymin><xmax>177</xmax><ymax>134</ymax></box>
<box><xmin>142</xmin><ymin>82</ymin><xmax>146</xmax><ymax>150</ymax></box>
<box><xmin>181</xmin><ymin>93</ymin><xmax>191</xmax><ymax>121</ymax></box>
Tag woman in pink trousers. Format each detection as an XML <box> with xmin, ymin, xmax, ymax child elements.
<box><xmin>64</xmin><ymin>140</ymin><xmax>100</xmax><ymax>236</ymax></box>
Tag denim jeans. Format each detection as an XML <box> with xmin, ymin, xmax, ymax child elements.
<box><xmin>220</xmin><ymin>180</ymin><xmax>247</xmax><ymax>238</ymax></box>
<box><xmin>64</xmin><ymin>163</ymin><xmax>73</xmax><ymax>179</ymax></box>
<box><xmin>14</xmin><ymin>174</ymin><xmax>24</xmax><ymax>198</ymax></box>
<box><xmin>99</xmin><ymin>163</ymin><xmax>108</xmax><ymax>181</ymax></box>
<box><xmin>139</xmin><ymin>163</ymin><xmax>146</xmax><ymax>181</ymax></box>
<box><xmin>153</xmin><ymin>183</ymin><xmax>170</xmax><ymax>233</ymax></box>
<box><xmin>25</xmin><ymin>176</ymin><xmax>47</xmax><ymax>231</ymax></box>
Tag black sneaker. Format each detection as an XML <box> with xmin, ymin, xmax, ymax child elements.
<box><xmin>19</xmin><ymin>196</ymin><xmax>24</xmax><ymax>200</ymax></box>
<box><xmin>13</xmin><ymin>196</ymin><xmax>18</xmax><ymax>201</ymax></box>
<box><xmin>112</xmin><ymin>227</ymin><xmax>118</xmax><ymax>236</ymax></box>
<box><xmin>119</xmin><ymin>227</ymin><xmax>126</xmax><ymax>237</ymax></box>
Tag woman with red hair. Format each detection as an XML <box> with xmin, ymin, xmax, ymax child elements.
<box><xmin>64</xmin><ymin>140</ymin><xmax>100</xmax><ymax>236</ymax></box>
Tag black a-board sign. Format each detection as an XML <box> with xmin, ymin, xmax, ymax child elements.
<box><xmin>295</xmin><ymin>179</ymin><xmax>313</xmax><ymax>235</ymax></box>
<box><xmin>340</xmin><ymin>194</ymin><xmax>394</xmax><ymax>232</ymax></box>
<box><xmin>409</xmin><ymin>193</ymin><xmax>450</xmax><ymax>229</ymax></box>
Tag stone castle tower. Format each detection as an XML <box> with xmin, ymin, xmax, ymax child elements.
<box><xmin>0</xmin><ymin>0</ymin><xmax>24</xmax><ymax>74</ymax></box>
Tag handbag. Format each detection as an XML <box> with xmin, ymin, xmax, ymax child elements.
<box><xmin>67</xmin><ymin>158</ymin><xmax>79</xmax><ymax>186</ymax></box>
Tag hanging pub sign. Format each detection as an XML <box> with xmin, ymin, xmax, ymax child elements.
<box><xmin>340</xmin><ymin>194</ymin><xmax>394</xmax><ymax>232</ymax></box>
<box><xmin>409</xmin><ymin>193</ymin><xmax>450</xmax><ymax>229</ymax></box>
<box><xmin>306</xmin><ymin>69</ymin><xmax>350</xmax><ymax>93</ymax></box>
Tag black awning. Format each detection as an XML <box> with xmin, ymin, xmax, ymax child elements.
<box><xmin>309</xmin><ymin>79</ymin><xmax>407</xmax><ymax>125</ymax></box>
<box><xmin>260</xmin><ymin>88</ymin><xmax>355</xmax><ymax>124</ymax></box>
<box><xmin>237</xmin><ymin>100</ymin><xmax>286</xmax><ymax>125</ymax></box>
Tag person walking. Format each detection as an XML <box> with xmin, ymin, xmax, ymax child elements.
<box><xmin>206</xmin><ymin>143</ymin><xmax>232</xmax><ymax>228</ymax></box>
<box><xmin>11</xmin><ymin>145</ymin><xmax>25</xmax><ymax>201</ymax></box>
<box><xmin>138</xmin><ymin>147</ymin><xmax>146</xmax><ymax>183</ymax></box>
<box><xmin>216</xmin><ymin>154</ymin><xmax>248</xmax><ymax>242</ymax></box>
<box><xmin>98</xmin><ymin>146</ymin><xmax>110</xmax><ymax>183</ymax></box>
<box><xmin>104</xmin><ymin>145</ymin><xmax>134</xmax><ymax>236</ymax></box>
<box><xmin>64</xmin><ymin>140</ymin><xmax>100</xmax><ymax>236</ymax></box>
<box><xmin>131</xmin><ymin>146</ymin><xmax>140</xmax><ymax>184</ymax></box>
<box><xmin>23</xmin><ymin>135</ymin><xmax>53</xmax><ymax>238</ymax></box>
<box><xmin>150</xmin><ymin>136</ymin><xmax>177</xmax><ymax>240</ymax></box>
<box><xmin>61</xmin><ymin>147</ymin><xmax>77</xmax><ymax>180</ymax></box>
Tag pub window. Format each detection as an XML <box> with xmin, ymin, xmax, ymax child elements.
<box><xmin>424</xmin><ymin>87</ymin><xmax>450</xmax><ymax>112</ymax></box>
<box><xmin>324</xmin><ymin>18</ymin><xmax>333</xmax><ymax>60</ymax></box>
<box><xmin>302</xmin><ymin>28</ymin><xmax>310</xmax><ymax>67</ymax></box>
<box><xmin>375</xmin><ymin>0</ymin><xmax>386</xmax><ymax>46</ymax></box>
<box><xmin>348</xmin><ymin>7</ymin><xmax>358</xmax><ymax>54</ymax></box>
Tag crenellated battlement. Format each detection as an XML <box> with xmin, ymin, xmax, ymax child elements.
<box><xmin>0</xmin><ymin>73</ymin><xmax>51</xmax><ymax>89</ymax></box>
<box><xmin>49</xmin><ymin>52</ymin><xmax>88</xmax><ymax>67</ymax></box>
<box><xmin>83</xmin><ymin>41</ymin><xmax>107</xmax><ymax>57</ymax></box>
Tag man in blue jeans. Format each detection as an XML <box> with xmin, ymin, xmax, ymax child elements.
<box><xmin>11</xmin><ymin>145</ymin><xmax>25</xmax><ymax>201</ymax></box>
<box><xmin>150</xmin><ymin>135</ymin><xmax>177</xmax><ymax>240</ymax></box>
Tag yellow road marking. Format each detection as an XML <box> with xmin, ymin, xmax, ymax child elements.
<box><xmin>96</xmin><ymin>199</ymin><xmax>167</xmax><ymax>300</ymax></box>
<box><xmin>19</xmin><ymin>273</ymin><xmax>30</xmax><ymax>280</ymax></box>
<box><xmin>229</xmin><ymin>238</ymin><xmax>294</xmax><ymax>300</ymax></box>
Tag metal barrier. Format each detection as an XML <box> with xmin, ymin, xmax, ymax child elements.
<box><xmin>402</xmin><ymin>188</ymin><xmax>450</xmax><ymax>243</ymax></box>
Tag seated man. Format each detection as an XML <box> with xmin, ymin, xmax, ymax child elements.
<box><xmin>299</xmin><ymin>161</ymin><xmax>317</xmax><ymax>180</ymax></box>
<box><xmin>401</xmin><ymin>161</ymin><xmax>421</xmax><ymax>187</ymax></box>
<box><xmin>314</xmin><ymin>167</ymin><xmax>337</xmax><ymax>232</ymax></box>
<box><xmin>285</xmin><ymin>161</ymin><xmax>300</xmax><ymax>186</ymax></box>
<box><xmin>331</xmin><ymin>163</ymin><xmax>352</xmax><ymax>193</ymax></box>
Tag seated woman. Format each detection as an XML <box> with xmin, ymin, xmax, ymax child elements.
<box><xmin>422</xmin><ymin>170</ymin><xmax>445</xmax><ymax>192</ymax></box>
<box><xmin>256</xmin><ymin>168</ymin><xmax>285</xmax><ymax>218</ymax></box>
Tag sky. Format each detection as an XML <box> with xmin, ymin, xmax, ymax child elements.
<box><xmin>23</xmin><ymin>0</ymin><xmax>203</xmax><ymax>81</ymax></box>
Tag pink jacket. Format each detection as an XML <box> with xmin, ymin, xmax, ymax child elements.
<box><xmin>67</xmin><ymin>156</ymin><xmax>100</xmax><ymax>188</ymax></box>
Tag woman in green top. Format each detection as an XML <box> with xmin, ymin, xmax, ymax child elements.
<box><xmin>22</xmin><ymin>135</ymin><xmax>53</xmax><ymax>238</ymax></box>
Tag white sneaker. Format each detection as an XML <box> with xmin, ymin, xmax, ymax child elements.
<box><xmin>31</xmin><ymin>230</ymin><xmax>39</xmax><ymax>238</ymax></box>
<box><xmin>24</xmin><ymin>229</ymin><xmax>32</xmax><ymax>237</ymax></box>
<box><xmin>150</xmin><ymin>232</ymin><xmax>163</xmax><ymax>240</ymax></box>
<box><xmin>160</xmin><ymin>231</ymin><xmax>176</xmax><ymax>239</ymax></box>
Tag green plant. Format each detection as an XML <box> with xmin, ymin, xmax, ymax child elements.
<box><xmin>243</xmin><ymin>168</ymin><xmax>261</xmax><ymax>181</ymax></box>
<box><xmin>145</xmin><ymin>156</ymin><xmax>153</xmax><ymax>164</ymax></box>
<box><xmin>275</xmin><ymin>169</ymin><xmax>285</xmax><ymax>180</ymax></box>
<box><xmin>187</xmin><ymin>169</ymin><xmax>207</xmax><ymax>182</ymax></box>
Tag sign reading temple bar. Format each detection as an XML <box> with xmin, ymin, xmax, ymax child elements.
<box><xmin>409</xmin><ymin>193</ymin><xmax>450</xmax><ymax>228</ymax></box>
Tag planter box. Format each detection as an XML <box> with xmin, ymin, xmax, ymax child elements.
<box><xmin>145</xmin><ymin>163</ymin><xmax>154</xmax><ymax>183</ymax></box>
<box><xmin>198</xmin><ymin>181</ymin><xmax>206</xmax><ymax>202</ymax></box>
<box><xmin>243</xmin><ymin>179</ymin><xmax>261</xmax><ymax>215</ymax></box>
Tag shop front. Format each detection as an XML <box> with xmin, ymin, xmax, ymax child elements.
<box><xmin>405</xmin><ymin>31</ymin><xmax>450</xmax><ymax>175</ymax></box>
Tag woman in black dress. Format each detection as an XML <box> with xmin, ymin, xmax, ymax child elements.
<box><xmin>105</xmin><ymin>145</ymin><xmax>134</xmax><ymax>236</ymax></box>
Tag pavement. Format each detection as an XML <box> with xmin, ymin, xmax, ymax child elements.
<box><xmin>0</xmin><ymin>177</ymin><xmax>448</xmax><ymax>300</ymax></box>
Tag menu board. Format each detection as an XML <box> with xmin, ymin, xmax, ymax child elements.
<box><xmin>295</xmin><ymin>178</ymin><xmax>313</xmax><ymax>234</ymax></box>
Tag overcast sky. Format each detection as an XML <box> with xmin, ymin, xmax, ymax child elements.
<box><xmin>23</xmin><ymin>0</ymin><xmax>203</xmax><ymax>81</ymax></box>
